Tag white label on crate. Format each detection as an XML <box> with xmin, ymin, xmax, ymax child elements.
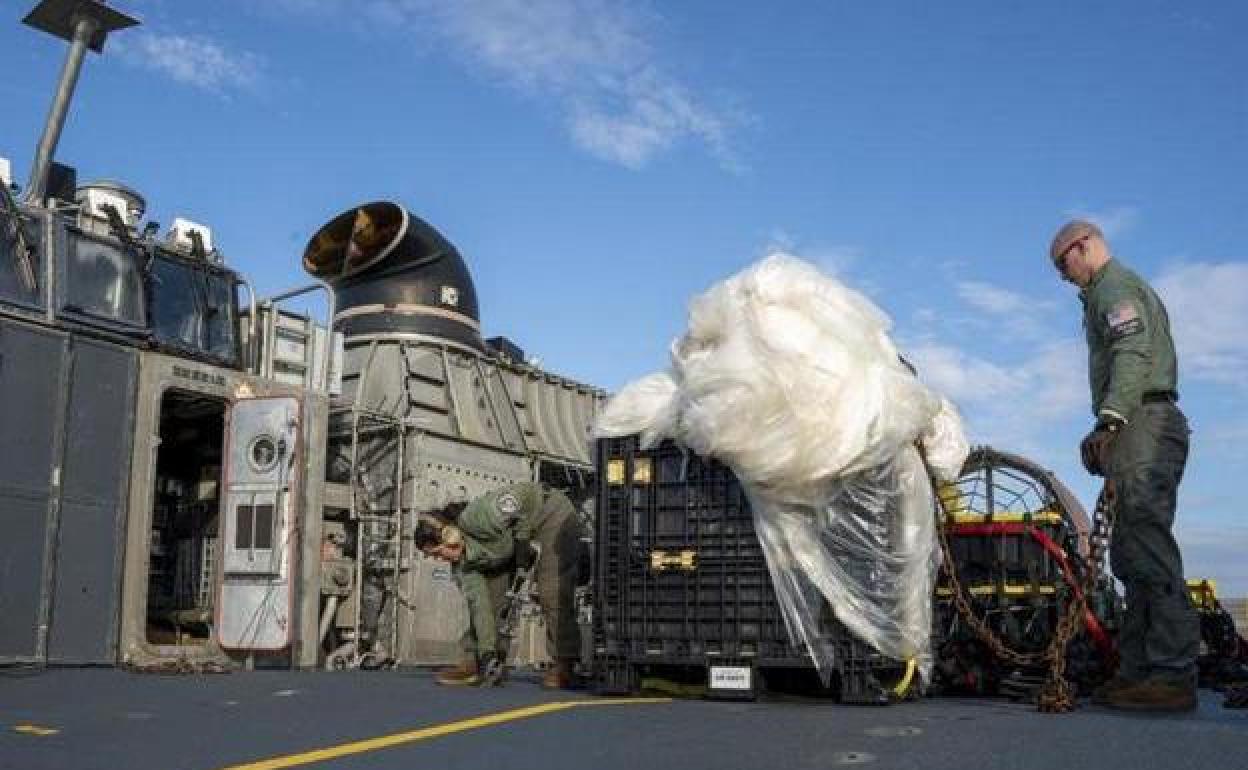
<box><xmin>709</xmin><ymin>666</ymin><xmax>752</xmax><ymax>691</ymax></box>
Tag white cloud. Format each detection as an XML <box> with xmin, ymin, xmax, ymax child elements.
<box><xmin>306</xmin><ymin>0</ymin><xmax>736</xmax><ymax>169</ymax></box>
<box><xmin>410</xmin><ymin>0</ymin><xmax>650</xmax><ymax>92</ymax></box>
<box><xmin>119</xmin><ymin>31</ymin><xmax>262</xmax><ymax>92</ymax></box>
<box><xmin>946</xmin><ymin>280</ymin><xmax>1060</xmax><ymax>342</ymax></box>
<box><xmin>1065</xmin><ymin>205</ymin><xmax>1140</xmax><ymax>239</ymax></box>
<box><xmin>761</xmin><ymin>231</ymin><xmax>861</xmax><ymax>275</ymax></box>
<box><xmin>762</xmin><ymin>229</ymin><xmax>798</xmax><ymax>254</ymax></box>
<box><xmin>1155</xmin><ymin>261</ymin><xmax>1248</xmax><ymax>387</ymax></box>
<box><xmin>906</xmin><ymin>343</ymin><xmax>1019</xmax><ymax>405</ymax></box>
<box><xmin>1017</xmin><ymin>340</ymin><xmax>1088</xmax><ymax>419</ymax></box>
<box><xmin>903</xmin><ymin>258</ymin><xmax>1092</xmax><ymax>462</ymax></box>
<box><xmin>955</xmin><ymin>281</ymin><xmax>1029</xmax><ymax>315</ymax></box>
<box><xmin>903</xmin><ymin>338</ymin><xmax>1088</xmax><ymax>480</ymax></box>
<box><xmin>569</xmin><ymin>69</ymin><xmax>730</xmax><ymax>170</ymax></box>
<box><xmin>909</xmin><ymin>337</ymin><xmax>1083</xmax><ymax>412</ymax></box>
<box><xmin>912</xmin><ymin>307</ymin><xmax>939</xmax><ymax>326</ymax></box>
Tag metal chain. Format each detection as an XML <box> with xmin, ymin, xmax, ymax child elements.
<box><xmin>1034</xmin><ymin>480</ymin><xmax>1115</xmax><ymax>712</ymax></box>
<box><xmin>935</xmin><ymin>504</ymin><xmax>1046</xmax><ymax>666</ymax></box>
<box><xmin>123</xmin><ymin>658</ymin><xmax>230</xmax><ymax>675</ymax></box>
<box><xmin>934</xmin><ymin>473</ymin><xmax>1115</xmax><ymax>713</ymax></box>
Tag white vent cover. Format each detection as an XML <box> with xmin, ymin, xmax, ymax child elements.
<box><xmin>80</xmin><ymin>188</ymin><xmax>136</xmax><ymax>225</ymax></box>
<box><xmin>168</xmin><ymin>217</ymin><xmax>214</xmax><ymax>254</ymax></box>
<box><xmin>75</xmin><ymin>181</ymin><xmax>146</xmax><ymax>227</ymax></box>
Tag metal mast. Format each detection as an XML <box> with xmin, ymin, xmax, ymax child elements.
<box><xmin>22</xmin><ymin>0</ymin><xmax>139</xmax><ymax>203</ymax></box>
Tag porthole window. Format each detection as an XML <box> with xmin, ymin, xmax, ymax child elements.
<box><xmin>249</xmin><ymin>435</ymin><xmax>279</xmax><ymax>473</ymax></box>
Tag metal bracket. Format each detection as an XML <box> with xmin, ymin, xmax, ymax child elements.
<box><xmin>650</xmin><ymin>549</ymin><xmax>697</xmax><ymax>572</ymax></box>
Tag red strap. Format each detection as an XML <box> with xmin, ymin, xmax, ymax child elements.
<box><xmin>945</xmin><ymin>522</ymin><xmax>1115</xmax><ymax>661</ymax></box>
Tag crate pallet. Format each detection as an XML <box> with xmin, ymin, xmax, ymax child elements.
<box><xmin>592</xmin><ymin>435</ymin><xmax>910</xmax><ymax>704</ymax></box>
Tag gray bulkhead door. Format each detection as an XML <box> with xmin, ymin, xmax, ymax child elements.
<box><xmin>216</xmin><ymin>396</ymin><xmax>301</xmax><ymax>651</ymax></box>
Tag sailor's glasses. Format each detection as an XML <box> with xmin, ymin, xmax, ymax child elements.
<box><xmin>1053</xmin><ymin>235</ymin><xmax>1088</xmax><ymax>273</ymax></box>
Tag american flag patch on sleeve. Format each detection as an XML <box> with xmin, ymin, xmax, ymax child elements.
<box><xmin>1106</xmin><ymin>300</ymin><xmax>1143</xmax><ymax>337</ymax></box>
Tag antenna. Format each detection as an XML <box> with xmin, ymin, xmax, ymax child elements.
<box><xmin>22</xmin><ymin>0</ymin><xmax>139</xmax><ymax>204</ymax></box>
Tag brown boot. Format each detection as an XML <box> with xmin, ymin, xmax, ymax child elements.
<box><xmin>1092</xmin><ymin>675</ymin><xmax>1141</xmax><ymax>705</ymax></box>
<box><xmin>435</xmin><ymin>659</ymin><xmax>482</xmax><ymax>687</ymax></box>
<box><xmin>1106</xmin><ymin>678</ymin><xmax>1198</xmax><ymax>712</ymax></box>
<box><xmin>541</xmin><ymin>660</ymin><xmax>574</xmax><ymax>690</ymax></box>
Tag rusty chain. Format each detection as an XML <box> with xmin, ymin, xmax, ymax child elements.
<box><xmin>123</xmin><ymin>657</ymin><xmax>230</xmax><ymax>675</ymax></box>
<box><xmin>933</xmin><ymin>465</ymin><xmax>1115</xmax><ymax>713</ymax></box>
<box><xmin>934</xmin><ymin>502</ymin><xmax>1046</xmax><ymax>667</ymax></box>
<box><xmin>1034</xmin><ymin>480</ymin><xmax>1115</xmax><ymax>712</ymax></box>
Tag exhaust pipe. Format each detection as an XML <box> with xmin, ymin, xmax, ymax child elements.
<box><xmin>302</xmin><ymin>201</ymin><xmax>484</xmax><ymax>351</ymax></box>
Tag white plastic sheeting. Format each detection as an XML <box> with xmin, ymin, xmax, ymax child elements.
<box><xmin>595</xmin><ymin>254</ymin><xmax>969</xmax><ymax>683</ymax></box>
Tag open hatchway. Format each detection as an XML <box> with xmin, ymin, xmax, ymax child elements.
<box><xmin>145</xmin><ymin>389</ymin><xmax>227</xmax><ymax>646</ymax></box>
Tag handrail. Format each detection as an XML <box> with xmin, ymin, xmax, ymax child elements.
<box><xmin>255</xmin><ymin>281</ymin><xmax>337</xmax><ymax>391</ymax></box>
<box><xmin>235</xmin><ymin>277</ymin><xmax>258</xmax><ymax>373</ymax></box>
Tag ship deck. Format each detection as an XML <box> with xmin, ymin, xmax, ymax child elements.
<box><xmin>1</xmin><ymin>668</ymin><xmax>1244</xmax><ymax>769</ymax></box>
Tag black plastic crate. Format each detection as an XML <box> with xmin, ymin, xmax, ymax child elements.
<box><xmin>593</xmin><ymin>436</ymin><xmax>910</xmax><ymax>703</ymax></box>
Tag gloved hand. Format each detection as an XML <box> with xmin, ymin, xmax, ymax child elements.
<box><xmin>514</xmin><ymin>538</ymin><xmax>536</xmax><ymax>570</ymax></box>
<box><xmin>432</xmin><ymin>542</ymin><xmax>464</xmax><ymax>564</ymax></box>
<box><xmin>1080</xmin><ymin>419</ymin><xmax>1122</xmax><ymax>476</ymax></box>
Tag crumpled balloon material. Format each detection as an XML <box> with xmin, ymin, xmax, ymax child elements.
<box><xmin>595</xmin><ymin>253</ymin><xmax>969</xmax><ymax>683</ymax></box>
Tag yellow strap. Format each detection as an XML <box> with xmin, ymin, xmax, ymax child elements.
<box><xmin>892</xmin><ymin>658</ymin><xmax>917</xmax><ymax>698</ymax></box>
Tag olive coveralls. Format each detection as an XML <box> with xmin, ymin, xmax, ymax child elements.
<box><xmin>1081</xmin><ymin>258</ymin><xmax>1199</xmax><ymax>682</ymax></box>
<box><xmin>451</xmin><ymin>493</ymin><xmax>515</xmax><ymax>661</ymax></box>
<box><xmin>455</xmin><ymin>483</ymin><xmax>584</xmax><ymax>662</ymax></box>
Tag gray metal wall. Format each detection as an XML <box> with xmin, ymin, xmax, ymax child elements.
<box><xmin>0</xmin><ymin>321</ymin><xmax>67</xmax><ymax>661</ymax></box>
<box><xmin>0</xmin><ymin>318</ymin><xmax>136</xmax><ymax>664</ymax></box>
<box><xmin>323</xmin><ymin>337</ymin><xmax>604</xmax><ymax>665</ymax></box>
<box><xmin>47</xmin><ymin>337</ymin><xmax>136</xmax><ymax>662</ymax></box>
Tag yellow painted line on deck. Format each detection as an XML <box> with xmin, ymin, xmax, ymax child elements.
<box><xmin>13</xmin><ymin>724</ymin><xmax>60</xmax><ymax>736</ymax></box>
<box><xmin>217</xmin><ymin>698</ymin><xmax>670</xmax><ymax>770</ymax></box>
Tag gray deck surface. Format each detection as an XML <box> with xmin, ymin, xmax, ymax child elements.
<box><xmin>1</xmin><ymin>668</ymin><xmax>1244</xmax><ymax>770</ymax></box>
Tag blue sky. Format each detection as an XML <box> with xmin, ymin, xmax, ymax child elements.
<box><xmin>3</xmin><ymin>1</ymin><xmax>1246</xmax><ymax>592</ymax></box>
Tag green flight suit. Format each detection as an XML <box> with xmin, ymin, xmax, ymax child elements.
<box><xmin>453</xmin><ymin>489</ymin><xmax>516</xmax><ymax>660</ymax></box>
<box><xmin>1081</xmin><ymin>258</ymin><xmax>1199</xmax><ymax>681</ymax></box>
<box><xmin>458</xmin><ymin>482</ymin><xmax>585</xmax><ymax>662</ymax></box>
